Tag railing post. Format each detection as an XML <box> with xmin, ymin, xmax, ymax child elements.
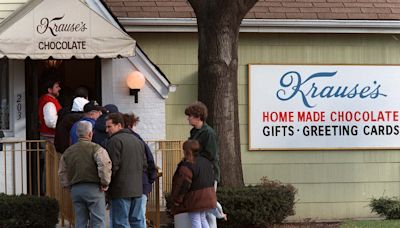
<box><xmin>156</xmin><ymin>171</ymin><xmax>162</xmax><ymax>228</ymax></box>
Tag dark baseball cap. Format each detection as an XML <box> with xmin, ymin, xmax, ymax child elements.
<box><xmin>104</xmin><ymin>104</ymin><xmax>119</xmax><ymax>114</ymax></box>
<box><xmin>83</xmin><ymin>101</ymin><xmax>103</xmax><ymax>113</ymax></box>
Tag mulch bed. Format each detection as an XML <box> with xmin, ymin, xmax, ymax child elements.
<box><xmin>273</xmin><ymin>222</ymin><xmax>340</xmax><ymax>227</ymax></box>
<box><xmin>216</xmin><ymin>223</ymin><xmax>341</xmax><ymax>228</ymax></box>
<box><xmin>159</xmin><ymin>212</ymin><xmax>341</xmax><ymax>228</ymax></box>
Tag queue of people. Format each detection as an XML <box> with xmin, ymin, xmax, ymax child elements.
<box><xmin>57</xmin><ymin>109</ymin><xmax>156</xmax><ymax>228</ymax></box>
<box><xmin>38</xmin><ymin>75</ymin><xmax>226</xmax><ymax>227</ymax></box>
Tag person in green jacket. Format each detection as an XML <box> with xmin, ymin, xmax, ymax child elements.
<box><xmin>185</xmin><ymin>101</ymin><xmax>221</xmax><ymax>228</ymax></box>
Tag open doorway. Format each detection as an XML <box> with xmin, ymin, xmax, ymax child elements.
<box><xmin>25</xmin><ymin>58</ymin><xmax>101</xmax><ymax>140</ymax></box>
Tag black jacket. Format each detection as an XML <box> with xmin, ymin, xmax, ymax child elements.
<box><xmin>92</xmin><ymin>114</ymin><xmax>108</xmax><ymax>148</ymax></box>
<box><xmin>106</xmin><ymin>129</ymin><xmax>147</xmax><ymax>198</ymax></box>
<box><xmin>54</xmin><ymin>110</ymin><xmax>83</xmax><ymax>153</ymax></box>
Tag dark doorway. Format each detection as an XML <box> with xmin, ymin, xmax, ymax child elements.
<box><xmin>25</xmin><ymin>58</ymin><xmax>101</xmax><ymax>195</ymax></box>
<box><xmin>25</xmin><ymin>58</ymin><xmax>101</xmax><ymax>140</ymax></box>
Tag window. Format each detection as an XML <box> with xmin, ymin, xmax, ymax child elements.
<box><xmin>0</xmin><ymin>58</ymin><xmax>9</xmax><ymax>130</ymax></box>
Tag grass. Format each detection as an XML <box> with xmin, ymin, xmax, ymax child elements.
<box><xmin>341</xmin><ymin>220</ymin><xmax>400</xmax><ymax>228</ymax></box>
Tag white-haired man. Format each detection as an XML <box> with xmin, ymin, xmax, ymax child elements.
<box><xmin>59</xmin><ymin>120</ymin><xmax>112</xmax><ymax>228</ymax></box>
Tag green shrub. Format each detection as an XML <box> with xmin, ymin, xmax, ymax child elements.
<box><xmin>164</xmin><ymin>177</ymin><xmax>297</xmax><ymax>227</ymax></box>
<box><xmin>217</xmin><ymin>177</ymin><xmax>297</xmax><ymax>228</ymax></box>
<box><xmin>370</xmin><ymin>196</ymin><xmax>400</xmax><ymax>219</ymax></box>
<box><xmin>0</xmin><ymin>193</ymin><xmax>59</xmax><ymax>228</ymax></box>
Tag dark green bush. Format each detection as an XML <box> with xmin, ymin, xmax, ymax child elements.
<box><xmin>0</xmin><ymin>193</ymin><xmax>59</xmax><ymax>228</ymax></box>
<box><xmin>217</xmin><ymin>177</ymin><xmax>297</xmax><ymax>228</ymax></box>
<box><xmin>370</xmin><ymin>196</ymin><xmax>400</xmax><ymax>219</ymax></box>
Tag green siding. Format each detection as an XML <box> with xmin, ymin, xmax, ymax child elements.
<box><xmin>131</xmin><ymin>32</ymin><xmax>400</xmax><ymax>220</ymax></box>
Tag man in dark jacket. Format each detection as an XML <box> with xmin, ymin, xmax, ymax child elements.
<box><xmin>54</xmin><ymin>111</ymin><xmax>83</xmax><ymax>153</ymax></box>
<box><xmin>185</xmin><ymin>101</ymin><xmax>220</xmax><ymax>183</ymax></box>
<box><xmin>54</xmin><ymin>87</ymin><xmax>89</xmax><ymax>153</ymax></box>
<box><xmin>105</xmin><ymin>113</ymin><xmax>148</xmax><ymax>228</ymax></box>
<box><xmin>93</xmin><ymin>104</ymin><xmax>119</xmax><ymax>147</ymax></box>
<box><xmin>123</xmin><ymin>113</ymin><xmax>158</xmax><ymax>228</ymax></box>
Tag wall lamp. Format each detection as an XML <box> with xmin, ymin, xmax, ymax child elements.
<box><xmin>126</xmin><ymin>70</ymin><xmax>145</xmax><ymax>103</ymax></box>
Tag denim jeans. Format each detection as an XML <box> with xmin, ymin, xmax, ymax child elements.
<box><xmin>174</xmin><ymin>213</ymin><xmax>191</xmax><ymax>228</ymax></box>
<box><xmin>70</xmin><ymin>183</ymin><xmax>106</xmax><ymax>228</ymax></box>
<box><xmin>189</xmin><ymin>211</ymin><xmax>210</xmax><ymax>228</ymax></box>
<box><xmin>111</xmin><ymin>196</ymin><xmax>146</xmax><ymax>228</ymax></box>
<box><xmin>139</xmin><ymin>194</ymin><xmax>148</xmax><ymax>227</ymax></box>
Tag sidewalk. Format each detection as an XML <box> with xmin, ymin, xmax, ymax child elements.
<box><xmin>56</xmin><ymin>212</ymin><xmax>172</xmax><ymax>227</ymax></box>
<box><xmin>56</xmin><ymin>213</ymin><xmax>110</xmax><ymax>228</ymax></box>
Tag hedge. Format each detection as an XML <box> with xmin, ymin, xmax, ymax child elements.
<box><xmin>165</xmin><ymin>177</ymin><xmax>297</xmax><ymax>227</ymax></box>
<box><xmin>370</xmin><ymin>196</ymin><xmax>400</xmax><ymax>219</ymax></box>
<box><xmin>217</xmin><ymin>177</ymin><xmax>297</xmax><ymax>227</ymax></box>
<box><xmin>0</xmin><ymin>193</ymin><xmax>59</xmax><ymax>228</ymax></box>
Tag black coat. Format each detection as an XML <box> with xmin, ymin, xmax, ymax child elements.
<box><xmin>54</xmin><ymin>110</ymin><xmax>83</xmax><ymax>153</ymax></box>
<box><xmin>92</xmin><ymin>114</ymin><xmax>108</xmax><ymax>148</ymax></box>
<box><xmin>106</xmin><ymin>129</ymin><xmax>147</xmax><ymax>198</ymax></box>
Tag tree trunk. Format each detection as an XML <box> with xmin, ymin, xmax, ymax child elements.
<box><xmin>188</xmin><ymin>0</ymin><xmax>258</xmax><ymax>187</ymax></box>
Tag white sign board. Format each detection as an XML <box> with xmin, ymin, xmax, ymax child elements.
<box><xmin>249</xmin><ymin>65</ymin><xmax>400</xmax><ymax>150</ymax></box>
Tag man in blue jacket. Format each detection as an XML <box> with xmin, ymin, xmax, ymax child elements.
<box><xmin>70</xmin><ymin>101</ymin><xmax>103</xmax><ymax>144</ymax></box>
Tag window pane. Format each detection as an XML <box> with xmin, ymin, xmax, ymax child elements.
<box><xmin>0</xmin><ymin>58</ymin><xmax>9</xmax><ymax>130</ymax></box>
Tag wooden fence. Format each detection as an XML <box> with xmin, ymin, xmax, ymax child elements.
<box><xmin>0</xmin><ymin>139</ymin><xmax>184</xmax><ymax>228</ymax></box>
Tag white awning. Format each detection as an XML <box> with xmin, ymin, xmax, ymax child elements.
<box><xmin>0</xmin><ymin>0</ymin><xmax>135</xmax><ymax>59</ymax></box>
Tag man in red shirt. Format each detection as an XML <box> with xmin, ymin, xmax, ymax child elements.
<box><xmin>38</xmin><ymin>77</ymin><xmax>62</xmax><ymax>143</ymax></box>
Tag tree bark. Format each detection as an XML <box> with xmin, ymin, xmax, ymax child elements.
<box><xmin>188</xmin><ymin>0</ymin><xmax>258</xmax><ymax>187</ymax></box>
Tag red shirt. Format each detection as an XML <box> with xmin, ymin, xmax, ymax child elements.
<box><xmin>38</xmin><ymin>94</ymin><xmax>62</xmax><ymax>136</ymax></box>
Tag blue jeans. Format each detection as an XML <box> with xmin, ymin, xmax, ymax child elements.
<box><xmin>189</xmin><ymin>211</ymin><xmax>209</xmax><ymax>228</ymax></box>
<box><xmin>139</xmin><ymin>194</ymin><xmax>148</xmax><ymax>227</ymax></box>
<box><xmin>70</xmin><ymin>183</ymin><xmax>106</xmax><ymax>228</ymax></box>
<box><xmin>111</xmin><ymin>196</ymin><xmax>146</xmax><ymax>228</ymax></box>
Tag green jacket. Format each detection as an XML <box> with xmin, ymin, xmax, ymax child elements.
<box><xmin>106</xmin><ymin>129</ymin><xmax>147</xmax><ymax>199</ymax></box>
<box><xmin>189</xmin><ymin>123</ymin><xmax>220</xmax><ymax>183</ymax></box>
<box><xmin>59</xmin><ymin>139</ymin><xmax>112</xmax><ymax>187</ymax></box>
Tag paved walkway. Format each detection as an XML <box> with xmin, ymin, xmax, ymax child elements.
<box><xmin>56</xmin><ymin>213</ymin><xmax>110</xmax><ymax>228</ymax></box>
<box><xmin>56</xmin><ymin>212</ymin><xmax>171</xmax><ymax>227</ymax></box>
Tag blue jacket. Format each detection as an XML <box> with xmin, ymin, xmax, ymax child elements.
<box><xmin>128</xmin><ymin>129</ymin><xmax>157</xmax><ymax>195</ymax></box>
<box><xmin>69</xmin><ymin>117</ymin><xmax>96</xmax><ymax>145</ymax></box>
<box><xmin>92</xmin><ymin>114</ymin><xmax>108</xmax><ymax>148</ymax></box>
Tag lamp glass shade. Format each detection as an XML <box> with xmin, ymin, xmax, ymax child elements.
<box><xmin>126</xmin><ymin>71</ymin><xmax>145</xmax><ymax>89</ymax></box>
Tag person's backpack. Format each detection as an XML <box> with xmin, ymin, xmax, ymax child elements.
<box><xmin>54</xmin><ymin>110</ymin><xmax>83</xmax><ymax>153</ymax></box>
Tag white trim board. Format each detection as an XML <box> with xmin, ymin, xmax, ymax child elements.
<box><xmin>119</xmin><ymin>18</ymin><xmax>400</xmax><ymax>34</ymax></box>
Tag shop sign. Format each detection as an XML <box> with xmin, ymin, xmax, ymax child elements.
<box><xmin>36</xmin><ymin>15</ymin><xmax>88</xmax><ymax>51</ymax></box>
<box><xmin>34</xmin><ymin>13</ymin><xmax>89</xmax><ymax>53</ymax></box>
<box><xmin>249</xmin><ymin>65</ymin><xmax>400</xmax><ymax>150</ymax></box>
<box><xmin>0</xmin><ymin>0</ymin><xmax>135</xmax><ymax>59</ymax></box>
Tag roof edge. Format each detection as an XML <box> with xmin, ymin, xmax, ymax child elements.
<box><xmin>128</xmin><ymin>47</ymin><xmax>172</xmax><ymax>99</ymax></box>
<box><xmin>119</xmin><ymin>18</ymin><xmax>400</xmax><ymax>34</ymax></box>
